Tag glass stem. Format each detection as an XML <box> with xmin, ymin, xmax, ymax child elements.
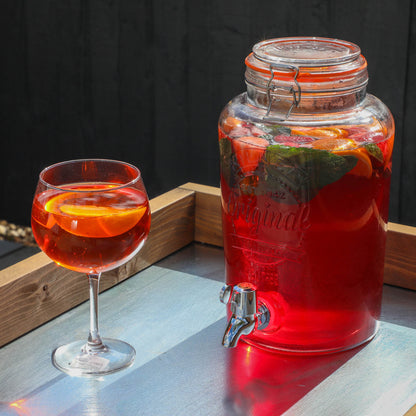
<box><xmin>86</xmin><ymin>273</ymin><xmax>106</xmax><ymax>352</ymax></box>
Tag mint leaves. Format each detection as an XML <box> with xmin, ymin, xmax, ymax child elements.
<box><xmin>258</xmin><ymin>123</ymin><xmax>291</xmax><ymax>136</ymax></box>
<box><xmin>219</xmin><ymin>139</ymin><xmax>359</xmax><ymax>204</ymax></box>
<box><xmin>365</xmin><ymin>143</ymin><xmax>384</xmax><ymax>163</ymax></box>
<box><xmin>263</xmin><ymin>145</ymin><xmax>357</xmax><ymax>203</ymax></box>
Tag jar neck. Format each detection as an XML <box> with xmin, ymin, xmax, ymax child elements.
<box><xmin>246</xmin><ymin>81</ymin><xmax>367</xmax><ymax>117</ymax></box>
<box><xmin>244</xmin><ymin>39</ymin><xmax>369</xmax><ymax>119</ymax></box>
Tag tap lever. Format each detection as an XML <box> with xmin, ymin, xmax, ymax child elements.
<box><xmin>219</xmin><ymin>284</ymin><xmax>232</xmax><ymax>305</ymax></box>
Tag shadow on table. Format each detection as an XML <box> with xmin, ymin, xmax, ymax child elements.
<box><xmin>224</xmin><ymin>341</ymin><xmax>363</xmax><ymax>416</ymax></box>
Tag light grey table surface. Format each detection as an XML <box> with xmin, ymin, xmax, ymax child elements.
<box><xmin>0</xmin><ymin>243</ymin><xmax>416</xmax><ymax>416</ymax></box>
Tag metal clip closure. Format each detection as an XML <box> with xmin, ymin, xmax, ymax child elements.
<box><xmin>262</xmin><ymin>62</ymin><xmax>302</xmax><ymax>121</ymax></box>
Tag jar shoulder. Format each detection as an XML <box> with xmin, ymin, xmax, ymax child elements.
<box><xmin>363</xmin><ymin>94</ymin><xmax>395</xmax><ymax>132</ymax></box>
<box><xmin>220</xmin><ymin>92</ymin><xmax>394</xmax><ymax>134</ymax></box>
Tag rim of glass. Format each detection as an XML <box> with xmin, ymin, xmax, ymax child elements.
<box><xmin>39</xmin><ymin>158</ymin><xmax>141</xmax><ymax>192</ymax></box>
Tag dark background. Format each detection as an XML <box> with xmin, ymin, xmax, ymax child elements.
<box><xmin>1</xmin><ymin>1</ymin><xmax>415</xmax><ymax>227</ymax></box>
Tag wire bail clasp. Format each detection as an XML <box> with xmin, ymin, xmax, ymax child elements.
<box><xmin>263</xmin><ymin>62</ymin><xmax>302</xmax><ymax>121</ymax></box>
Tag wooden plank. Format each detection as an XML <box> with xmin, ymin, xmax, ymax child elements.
<box><xmin>180</xmin><ymin>183</ymin><xmax>223</xmax><ymax>247</ymax></box>
<box><xmin>0</xmin><ymin>187</ymin><xmax>195</xmax><ymax>348</ymax></box>
<box><xmin>405</xmin><ymin>403</ymin><xmax>416</xmax><ymax>416</ymax></box>
<box><xmin>384</xmin><ymin>223</ymin><xmax>416</xmax><ymax>290</ymax></box>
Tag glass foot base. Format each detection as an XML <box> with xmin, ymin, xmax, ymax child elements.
<box><xmin>52</xmin><ymin>338</ymin><xmax>136</xmax><ymax>377</ymax></box>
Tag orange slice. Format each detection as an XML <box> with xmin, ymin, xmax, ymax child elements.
<box><xmin>312</xmin><ymin>138</ymin><xmax>373</xmax><ymax>178</ymax></box>
<box><xmin>222</xmin><ymin>116</ymin><xmax>243</xmax><ymax>134</ymax></box>
<box><xmin>336</xmin><ymin>149</ymin><xmax>372</xmax><ymax>178</ymax></box>
<box><xmin>312</xmin><ymin>138</ymin><xmax>357</xmax><ymax>151</ymax></box>
<box><xmin>46</xmin><ymin>192</ymin><xmax>147</xmax><ymax>238</ymax></box>
<box><xmin>291</xmin><ymin>127</ymin><xmax>348</xmax><ymax>139</ymax></box>
<box><xmin>312</xmin><ymin>200</ymin><xmax>376</xmax><ymax>232</ymax></box>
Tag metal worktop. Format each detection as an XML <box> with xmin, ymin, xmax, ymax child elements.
<box><xmin>1</xmin><ymin>243</ymin><xmax>416</xmax><ymax>415</ymax></box>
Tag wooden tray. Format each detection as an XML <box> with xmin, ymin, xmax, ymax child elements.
<box><xmin>0</xmin><ymin>183</ymin><xmax>415</xmax><ymax>348</ymax></box>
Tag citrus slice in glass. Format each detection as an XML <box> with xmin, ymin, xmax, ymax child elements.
<box><xmin>45</xmin><ymin>190</ymin><xmax>147</xmax><ymax>238</ymax></box>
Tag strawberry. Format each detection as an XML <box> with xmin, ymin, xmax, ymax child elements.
<box><xmin>376</xmin><ymin>136</ymin><xmax>394</xmax><ymax>165</ymax></box>
<box><xmin>233</xmin><ymin>136</ymin><xmax>269</xmax><ymax>174</ymax></box>
<box><xmin>218</xmin><ymin>125</ymin><xmax>227</xmax><ymax>140</ymax></box>
<box><xmin>250</xmin><ymin>125</ymin><xmax>267</xmax><ymax>137</ymax></box>
<box><xmin>228</xmin><ymin>125</ymin><xmax>252</xmax><ymax>137</ymax></box>
<box><xmin>345</xmin><ymin>126</ymin><xmax>372</xmax><ymax>142</ymax></box>
<box><xmin>348</xmin><ymin>129</ymin><xmax>383</xmax><ymax>144</ymax></box>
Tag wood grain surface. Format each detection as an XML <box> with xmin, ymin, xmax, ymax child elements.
<box><xmin>406</xmin><ymin>403</ymin><xmax>416</xmax><ymax>416</ymax></box>
<box><xmin>385</xmin><ymin>223</ymin><xmax>416</xmax><ymax>290</ymax></box>
<box><xmin>180</xmin><ymin>183</ymin><xmax>222</xmax><ymax>247</ymax></box>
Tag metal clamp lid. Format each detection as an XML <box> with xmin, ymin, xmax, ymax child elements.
<box><xmin>252</xmin><ymin>50</ymin><xmax>301</xmax><ymax>120</ymax></box>
<box><xmin>268</xmin><ymin>64</ymin><xmax>301</xmax><ymax>120</ymax></box>
<box><xmin>246</xmin><ymin>37</ymin><xmax>368</xmax><ymax>120</ymax></box>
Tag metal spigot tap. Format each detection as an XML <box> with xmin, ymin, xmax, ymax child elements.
<box><xmin>220</xmin><ymin>283</ymin><xmax>270</xmax><ymax>348</ymax></box>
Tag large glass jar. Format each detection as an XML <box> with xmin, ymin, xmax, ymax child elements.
<box><xmin>218</xmin><ymin>37</ymin><xmax>394</xmax><ymax>354</ymax></box>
